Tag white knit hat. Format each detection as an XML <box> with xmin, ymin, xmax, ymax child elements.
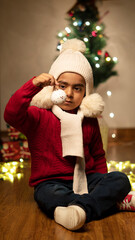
<box><xmin>31</xmin><ymin>38</ymin><xmax>104</xmax><ymax>118</ymax></box>
<box><xmin>49</xmin><ymin>39</ymin><xmax>93</xmax><ymax>96</ymax></box>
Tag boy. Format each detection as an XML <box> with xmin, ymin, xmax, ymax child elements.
<box><xmin>4</xmin><ymin>39</ymin><xmax>135</xmax><ymax>231</ymax></box>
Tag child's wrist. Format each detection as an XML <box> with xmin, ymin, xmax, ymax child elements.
<box><xmin>32</xmin><ymin>77</ymin><xmax>40</xmax><ymax>87</ymax></box>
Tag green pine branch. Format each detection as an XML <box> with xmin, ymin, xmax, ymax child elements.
<box><xmin>56</xmin><ymin>1</ymin><xmax>118</xmax><ymax>87</ymax></box>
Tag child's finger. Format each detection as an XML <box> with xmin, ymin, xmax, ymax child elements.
<box><xmin>54</xmin><ymin>79</ymin><xmax>59</xmax><ymax>86</ymax></box>
<box><xmin>48</xmin><ymin>75</ymin><xmax>55</xmax><ymax>86</ymax></box>
<box><xmin>53</xmin><ymin>79</ymin><xmax>59</xmax><ymax>90</ymax></box>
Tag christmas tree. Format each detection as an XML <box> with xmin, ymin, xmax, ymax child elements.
<box><xmin>56</xmin><ymin>0</ymin><xmax>118</xmax><ymax>88</ymax></box>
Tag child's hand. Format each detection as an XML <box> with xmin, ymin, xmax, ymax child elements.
<box><xmin>33</xmin><ymin>73</ymin><xmax>58</xmax><ymax>88</ymax></box>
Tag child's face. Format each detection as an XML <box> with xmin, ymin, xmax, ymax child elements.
<box><xmin>57</xmin><ymin>72</ymin><xmax>86</xmax><ymax>111</ymax></box>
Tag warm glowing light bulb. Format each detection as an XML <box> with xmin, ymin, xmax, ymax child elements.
<box><xmin>63</xmin><ymin>37</ymin><xmax>67</xmax><ymax>41</ymax></box>
<box><xmin>73</xmin><ymin>21</ymin><xmax>78</xmax><ymax>26</ymax></box>
<box><xmin>65</xmin><ymin>27</ymin><xmax>71</xmax><ymax>33</ymax></box>
<box><xmin>119</xmin><ymin>162</ymin><xmax>123</xmax><ymax>171</ymax></box>
<box><xmin>109</xmin><ymin>112</ymin><xmax>114</xmax><ymax>118</ymax></box>
<box><xmin>2</xmin><ymin>167</ymin><xmax>8</xmax><ymax>173</ymax></box>
<box><xmin>107</xmin><ymin>90</ymin><xmax>112</xmax><ymax>96</ymax></box>
<box><xmin>8</xmin><ymin>173</ymin><xmax>14</xmax><ymax>182</ymax></box>
<box><xmin>113</xmin><ymin>57</ymin><xmax>118</xmax><ymax>63</ymax></box>
<box><xmin>131</xmin><ymin>164</ymin><xmax>135</xmax><ymax>169</ymax></box>
<box><xmin>112</xmin><ymin>133</ymin><xmax>116</xmax><ymax>138</ymax></box>
<box><xmin>10</xmin><ymin>168</ymin><xmax>16</xmax><ymax>174</ymax></box>
<box><xmin>12</xmin><ymin>162</ymin><xmax>18</xmax><ymax>166</ymax></box>
<box><xmin>106</xmin><ymin>57</ymin><xmax>111</xmax><ymax>62</ymax></box>
<box><xmin>20</xmin><ymin>158</ymin><xmax>24</xmax><ymax>163</ymax></box>
<box><xmin>83</xmin><ymin>37</ymin><xmax>88</xmax><ymax>42</ymax></box>
<box><xmin>58</xmin><ymin>32</ymin><xmax>63</xmax><ymax>37</ymax></box>
<box><xmin>94</xmin><ymin>56</ymin><xmax>99</xmax><ymax>61</ymax></box>
<box><xmin>96</xmin><ymin>26</ymin><xmax>101</xmax><ymax>31</ymax></box>
<box><xmin>85</xmin><ymin>21</ymin><xmax>90</xmax><ymax>26</ymax></box>
<box><xmin>17</xmin><ymin>173</ymin><xmax>23</xmax><ymax>180</ymax></box>
<box><xmin>132</xmin><ymin>183</ymin><xmax>135</xmax><ymax>191</ymax></box>
<box><xmin>99</xmin><ymin>34</ymin><xmax>103</xmax><ymax>38</ymax></box>
<box><xmin>95</xmin><ymin>63</ymin><xmax>100</xmax><ymax>68</ymax></box>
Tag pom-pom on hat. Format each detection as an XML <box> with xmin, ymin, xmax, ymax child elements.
<box><xmin>31</xmin><ymin>38</ymin><xmax>105</xmax><ymax>118</ymax></box>
<box><xmin>49</xmin><ymin>39</ymin><xmax>93</xmax><ymax>95</ymax></box>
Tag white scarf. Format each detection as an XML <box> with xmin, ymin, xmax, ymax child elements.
<box><xmin>52</xmin><ymin>105</ymin><xmax>88</xmax><ymax>194</ymax></box>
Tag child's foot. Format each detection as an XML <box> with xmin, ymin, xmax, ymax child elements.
<box><xmin>54</xmin><ymin>205</ymin><xmax>86</xmax><ymax>231</ymax></box>
<box><xmin>118</xmin><ymin>191</ymin><xmax>135</xmax><ymax>211</ymax></box>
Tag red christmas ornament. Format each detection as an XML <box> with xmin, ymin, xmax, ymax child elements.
<box><xmin>97</xmin><ymin>50</ymin><xmax>102</xmax><ymax>55</ymax></box>
<box><xmin>69</xmin><ymin>11</ymin><xmax>74</xmax><ymax>17</ymax></box>
<box><xmin>92</xmin><ymin>31</ymin><xmax>97</xmax><ymax>37</ymax></box>
<box><xmin>105</xmin><ymin>51</ymin><xmax>109</xmax><ymax>58</ymax></box>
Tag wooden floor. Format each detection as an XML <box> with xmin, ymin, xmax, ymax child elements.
<box><xmin>1</xmin><ymin>131</ymin><xmax>135</xmax><ymax>240</ymax></box>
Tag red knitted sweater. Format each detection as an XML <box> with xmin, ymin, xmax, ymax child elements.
<box><xmin>4</xmin><ymin>78</ymin><xmax>107</xmax><ymax>187</ymax></box>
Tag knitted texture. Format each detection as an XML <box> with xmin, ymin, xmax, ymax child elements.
<box><xmin>31</xmin><ymin>39</ymin><xmax>105</xmax><ymax>116</ymax></box>
<box><xmin>52</xmin><ymin>105</ymin><xmax>88</xmax><ymax>194</ymax></box>
<box><xmin>52</xmin><ymin>105</ymin><xmax>84</xmax><ymax>157</ymax></box>
<box><xmin>49</xmin><ymin>39</ymin><xmax>93</xmax><ymax>96</ymax></box>
<box><xmin>4</xmin><ymin>78</ymin><xmax>107</xmax><ymax>188</ymax></box>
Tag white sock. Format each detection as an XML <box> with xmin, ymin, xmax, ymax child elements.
<box><xmin>54</xmin><ymin>205</ymin><xmax>86</xmax><ymax>231</ymax></box>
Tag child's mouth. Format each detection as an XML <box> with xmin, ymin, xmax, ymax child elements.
<box><xmin>65</xmin><ymin>100</ymin><xmax>72</xmax><ymax>105</ymax></box>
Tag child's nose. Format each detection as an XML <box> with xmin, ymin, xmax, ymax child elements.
<box><xmin>66</xmin><ymin>87</ymin><xmax>73</xmax><ymax>98</ymax></box>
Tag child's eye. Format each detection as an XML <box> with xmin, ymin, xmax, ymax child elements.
<box><xmin>74</xmin><ymin>87</ymin><xmax>81</xmax><ymax>92</ymax></box>
<box><xmin>59</xmin><ymin>84</ymin><xmax>66</xmax><ymax>89</ymax></box>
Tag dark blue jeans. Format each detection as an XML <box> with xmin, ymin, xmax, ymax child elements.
<box><xmin>34</xmin><ymin>171</ymin><xmax>131</xmax><ymax>223</ymax></box>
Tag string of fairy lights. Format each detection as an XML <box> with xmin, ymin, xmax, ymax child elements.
<box><xmin>0</xmin><ymin>159</ymin><xmax>135</xmax><ymax>190</ymax></box>
<box><xmin>0</xmin><ymin>159</ymin><xmax>30</xmax><ymax>183</ymax></box>
<box><xmin>57</xmin><ymin>21</ymin><xmax>118</xmax><ymax>61</ymax></box>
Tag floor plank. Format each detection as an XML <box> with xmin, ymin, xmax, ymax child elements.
<box><xmin>1</xmin><ymin>138</ymin><xmax>135</xmax><ymax>239</ymax></box>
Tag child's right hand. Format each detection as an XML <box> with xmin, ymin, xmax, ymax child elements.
<box><xmin>33</xmin><ymin>73</ymin><xmax>58</xmax><ymax>88</ymax></box>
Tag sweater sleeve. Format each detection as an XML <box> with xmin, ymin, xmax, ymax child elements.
<box><xmin>4</xmin><ymin>77</ymin><xmax>41</xmax><ymax>135</ymax></box>
<box><xmin>90</xmin><ymin>118</ymin><xmax>108</xmax><ymax>174</ymax></box>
